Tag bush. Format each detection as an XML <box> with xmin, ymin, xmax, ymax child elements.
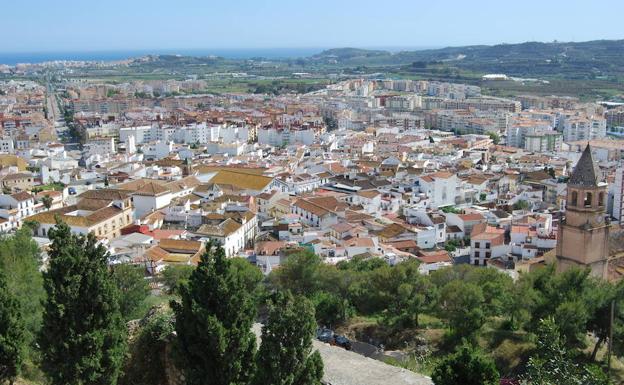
<box><xmin>432</xmin><ymin>342</ymin><xmax>499</xmax><ymax>385</ymax></box>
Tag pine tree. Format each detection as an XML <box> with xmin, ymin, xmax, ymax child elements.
<box><xmin>431</xmin><ymin>342</ymin><xmax>499</xmax><ymax>385</ymax></box>
<box><xmin>171</xmin><ymin>241</ymin><xmax>257</xmax><ymax>385</ymax></box>
<box><xmin>39</xmin><ymin>221</ymin><xmax>126</xmax><ymax>385</ymax></box>
<box><xmin>0</xmin><ymin>269</ymin><xmax>25</xmax><ymax>385</ymax></box>
<box><xmin>253</xmin><ymin>291</ymin><xmax>323</xmax><ymax>385</ymax></box>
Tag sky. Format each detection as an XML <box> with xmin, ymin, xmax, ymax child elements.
<box><xmin>2</xmin><ymin>0</ymin><xmax>624</xmax><ymax>52</ymax></box>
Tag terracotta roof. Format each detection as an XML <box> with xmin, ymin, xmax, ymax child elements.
<box><xmin>28</xmin><ymin>204</ymin><xmax>124</xmax><ymax>228</ymax></box>
<box><xmin>458</xmin><ymin>213</ymin><xmax>485</xmax><ymax>222</ymax></box>
<box><xmin>133</xmin><ymin>182</ymin><xmax>170</xmax><ymax>197</ymax></box>
<box><xmin>79</xmin><ymin>189</ymin><xmax>131</xmax><ymax>201</ymax></box>
<box><xmin>377</xmin><ymin>223</ymin><xmax>413</xmax><ymax>239</ymax></box>
<box><xmin>255</xmin><ymin>241</ymin><xmax>286</xmax><ymax>255</ymax></box>
<box><xmin>208</xmin><ymin>170</ymin><xmax>273</xmax><ymax>191</ymax></box>
<box><xmin>158</xmin><ymin>239</ymin><xmax>202</xmax><ymax>253</ymax></box>
<box><xmin>417</xmin><ymin>251</ymin><xmax>451</xmax><ymax>264</ymax></box>
<box><xmin>10</xmin><ymin>191</ymin><xmax>32</xmax><ymax>201</ymax></box>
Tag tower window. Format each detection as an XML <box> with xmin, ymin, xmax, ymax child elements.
<box><xmin>599</xmin><ymin>192</ymin><xmax>605</xmax><ymax>207</ymax></box>
<box><xmin>570</xmin><ymin>191</ymin><xmax>578</xmax><ymax>206</ymax></box>
<box><xmin>584</xmin><ymin>192</ymin><xmax>593</xmax><ymax>207</ymax></box>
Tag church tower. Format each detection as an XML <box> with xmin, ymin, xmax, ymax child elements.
<box><xmin>182</xmin><ymin>157</ymin><xmax>193</xmax><ymax>177</ymax></box>
<box><xmin>556</xmin><ymin>144</ymin><xmax>610</xmax><ymax>278</ymax></box>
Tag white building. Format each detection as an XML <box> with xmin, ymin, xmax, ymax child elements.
<box><xmin>612</xmin><ymin>167</ymin><xmax>624</xmax><ymax>223</ymax></box>
<box><xmin>417</xmin><ymin>171</ymin><xmax>459</xmax><ymax>209</ymax></box>
<box><xmin>0</xmin><ymin>191</ymin><xmax>35</xmax><ymax>231</ymax></box>
<box><xmin>257</xmin><ymin>127</ymin><xmax>315</xmax><ymax>147</ymax></box>
<box><xmin>560</xmin><ymin>115</ymin><xmax>607</xmax><ymax>142</ymax></box>
<box><xmin>84</xmin><ymin>137</ymin><xmax>116</xmax><ymax>157</ymax></box>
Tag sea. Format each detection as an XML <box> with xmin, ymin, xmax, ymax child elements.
<box><xmin>0</xmin><ymin>46</ymin><xmax>438</xmax><ymax>66</ymax></box>
<box><xmin>0</xmin><ymin>48</ymin><xmax>326</xmax><ymax>66</ymax></box>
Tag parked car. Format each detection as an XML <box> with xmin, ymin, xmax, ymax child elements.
<box><xmin>316</xmin><ymin>328</ymin><xmax>333</xmax><ymax>343</ymax></box>
<box><xmin>333</xmin><ymin>335</ymin><xmax>352</xmax><ymax>350</ymax></box>
<box><xmin>68</xmin><ymin>187</ymin><xmax>77</xmax><ymax>195</ymax></box>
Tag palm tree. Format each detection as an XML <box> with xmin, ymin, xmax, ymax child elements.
<box><xmin>41</xmin><ymin>195</ymin><xmax>53</xmax><ymax>211</ymax></box>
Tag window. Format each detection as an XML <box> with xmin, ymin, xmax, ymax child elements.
<box><xmin>599</xmin><ymin>192</ymin><xmax>605</xmax><ymax>206</ymax></box>
<box><xmin>570</xmin><ymin>191</ymin><xmax>578</xmax><ymax>206</ymax></box>
<box><xmin>475</xmin><ymin>242</ymin><xmax>480</xmax><ymax>248</ymax></box>
<box><xmin>584</xmin><ymin>192</ymin><xmax>593</xmax><ymax>207</ymax></box>
<box><xmin>485</xmin><ymin>242</ymin><xmax>490</xmax><ymax>249</ymax></box>
<box><xmin>486</xmin><ymin>252</ymin><xmax>491</xmax><ymax>258</ymax></box>
<box><xmin>475</xmin><ymin>251</ymin><xmax>480</xmax><ymax>258</ymax></box>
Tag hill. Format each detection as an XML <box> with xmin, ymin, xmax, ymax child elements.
<box><xmin>311</xmin><ymin>40</ymin><xmax>624</xmax><ymax>78</ymax></box>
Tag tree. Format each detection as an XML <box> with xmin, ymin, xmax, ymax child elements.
<box><xmin>229</xmin><ymin>257</ymin><xmax>264</xmax><ymax>301</ymax></box>
<box><xmin>39</xmin><ymin>221</ymin><xmax>126</xmax><ymax>385</ymax></box>
<box><xmin>513</xmin><ymin>200</ymin><xmax>530</xmax><ymax>211</ymax></box>
<box><xmin>253</xmin><ymin>291</ymin><xmax>323</xmax><ymax>385</ymax></box>
<box><xmin>431</xmin><ymin>342</ymin><xmax>499</xmax><ymax>385</ymax></box>
<box><xmin>488</xmin><ymin>131</ymin><xmax>500</xmax><ymax>145</ymax></box>
<box><xmin>119</xmin><ymin>310</ymin><xmax>175</xmax><ymax>385</ymax></box>
<box><xmin>523</xmin><ymin>317</ymin><xmax>611</xmax><ymax>385</ymax></box>
<box><xmin>269</xmin><ymin>251</ymin><xmax>321</xmax><ymax>296</ymax></box>
<box><xmin>312</xmin><ymin>291</ymin><xmax>352</xmax><ymax>327</ymax></box>
<box><xmin>323</xmin><ymin>116</ymin><xmax>338</xmax><ymax>131</ymax></box>
<box><xmin>0</xmin><ymin>269</ymin><xmax>25</xmax><ymax>385</ymax></box>
<box><xmin>171</xmin><ymin>241</ymin><xmax>257</xmax><ymax>385</ymax></box>
<box><xmin>438</xmin><ymin>281</ymin><xmax>485</xmax><ymax>340</ymax></box>
<box><xmin>525</xmin><ymin>266</ymin><xmax>597</xmax><ymax>348</ymax></box>
<box><xmin>547</xmin><ymin>167</ymin><xmax>556</xmax><ymax>179</ymax></box>
<box><xmin>0</xmin><ymin>228</ymin><xmax>44</xmax><ymax>373</ymax></box>
<box><xmin>111</xmin><ymin>264</ymin><xmax>150</xmax><ymax>320</ymax></box>
<box><xmin>40</xmin><ymin>194</ymin><xmax>53</xmax><ymax>211</ymax></box>
<box><xmin>161</xmin><ymin>265</ymin><xmax>194</xmax><ymax>295</ymax></box>
<box><xmin>381</xmin><ymin>262</ymin><xmax>435</xmax><ymax>330</ymax></box>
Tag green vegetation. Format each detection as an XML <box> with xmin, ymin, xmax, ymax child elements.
<box><xmin>171</xmin><ymin>241</ymin><xmax>259</xmax><ymax>385</ymax></box>
<box><xmin>161</xmin><ymin>264</ymin><xmax>194</xmax><ymax>294</ymax></box>
<box><xmin>431</xmin><ymin>343</ymin><xmax>499</xmax><ymax>385</ymax></box>
<box><xmin>0</xmin><ymin>269</ymin><xmax>25</xmax><ymax>384</ymax></box>
<box><xmin>111</xmin><ymin>264</ymin><xmax>151</xmax><ymax>320</ymax></box>
<box><xmin>268</xmin><ymin>253</ymin><xmax>624</xmax><ymax>381</ymax></box>
<box><xmin>31</xmin><ymin>182</ymin><xmax>65</xmax><ymax>193</ymax></box>
<box><xmin>523</xmin><ymin>318</ymin><xmax>611</xmax><ymax>385</ymax></box>
<box><xmin>0</xmin><ymin>229</ymin><xmax>45</xmax><ymax>381</ymax></box>
<box><xmin>3</xmin><ymin>220</ymin><xmax>624</xmax><ymax>384</ymax></box>
<box><xmin>40</xmin><ymin>195</ymin><xmax>53</xmax><ymax>210</ymax></box>
<box><xmin>440</xmin><ymin>206</ymin><xmax>460</xmax><ymax>214</ymax></box>
<box><xmin>488</xmin><ymin>132</ymin><xmax>500</xmax><ymax>145</ymax></box>
<box><xmin>513</xmin><ymin>200</ymin><xmax>530</xmax><ymax>210</ymax></box>
<box><xmin>39</xmin><ymin>221</ymin><xmax>126</xmax><ymax>385</ymax></box>
<box><xmin>253</xmin><ymin>291</ymin><xmax>323</xmax><ymax>385</ymax></box>
<box><xmin>119</xmin><ymin>311</ymin><xmax>175</xmax><ymax>385</ymax></box>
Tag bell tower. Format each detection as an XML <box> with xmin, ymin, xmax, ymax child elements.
<box><xmin>556</xmin><ymin>144</ymin><xmax>610</xmax><ymax>278</ymax></box>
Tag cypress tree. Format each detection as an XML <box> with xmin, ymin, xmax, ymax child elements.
<box><xmin>253</xmin><ymin>291</ymin><xmax>323</xmax><ymax>385</ymax></box>
<box><xmin>39</xmin><ymin>221</ymin><xmax>126</xmax><ymax>385</ymax></box>
<box><xmin>171</xmin><ymin>241</ymin><xmax>257</xmax><ymax>385</ymax></box>
<box><xmin>0</xmin><ymin>269</ymin><xmax>25</xmax><ymax>385</ymax></box>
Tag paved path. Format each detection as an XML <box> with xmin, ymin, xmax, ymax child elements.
<box><xmin>253</xmin><ymin>324</ymin><xmax>433</xmax><ymax>385</ymax></box>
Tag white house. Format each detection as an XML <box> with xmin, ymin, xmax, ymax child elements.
<box><xmin>417</xmin><ymin>171</ymin><xmax>459</xmax><ymax>208</ymax></box>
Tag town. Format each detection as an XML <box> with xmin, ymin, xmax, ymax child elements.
<box><xmin>3</xmin><ymin>2</ymin><xmax>624</xmax><ymax>382</ymax></box>
<box><xmin>0</xmin><ymin>75</ymin><xmax>621</xmax><ymax>277</ymax></box>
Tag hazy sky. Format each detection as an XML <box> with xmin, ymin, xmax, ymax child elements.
<box><xmin>2</xmin><ymin>0</ymin><xmax>623</xmax><ymax>52</ymax></box>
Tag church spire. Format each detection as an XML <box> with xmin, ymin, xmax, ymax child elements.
<box><xmin>569</xmin><ymin>144</ymin><xmax>602</xmax><ymax>187</ymax></box>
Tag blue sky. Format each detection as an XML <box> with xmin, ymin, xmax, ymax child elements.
<box><xmin>2</xmin><ymin>0</ymin><xmax>624</xmax><ymax>52</ymax></box>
